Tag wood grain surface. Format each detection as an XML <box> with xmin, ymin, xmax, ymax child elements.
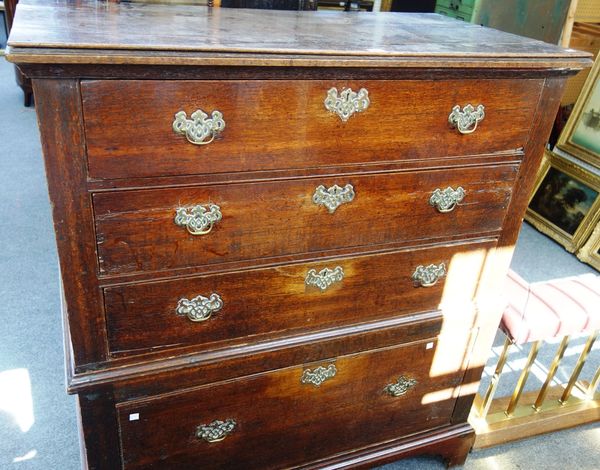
<box><xmin>104</xmin><ymin>238</ymin><xmax>495</xmax><ymax>358</ymax></box>
<box><xmin>32</xmin><ymin>79</ymin><xmax>109</xmax><ymax>367</ymax></box>
<box><xmin>117</xmin><ymin>337</ymin><xmax>460</xmax><ymax>470</ymax></box>
<box><xmin>93</xmin><ymin>164</ymin><xmax>516</xmax><ymax>276</ymax></box>
<box><xmin>7</xmin><ymin>0</ymin><xmax>591</xmax><ymax>67</ymax></box>
<box><xmin>81</xmin><ymin>79</ymin><xmax>541</xmax><ymax>179</ymax></box>
<box><xmin>72</xmin><ymin>313</ymin><xmax>444</xmax><ymax>394</ymax></box>
<box><xmin>300</xmin><ymin>423</ymin><xmax>475</xmax><ymax>469</ymax></box>
<box><xmin>7</xmin><ymin>48</ymin><xmax>591</xmax><ymax>71</ymax></box>
<box><xmin>77</xmin><ymin>389</ymin><xmax>122</xmax><ymax>470</ymax></box>
<box><xmin>450</xmin><ymin>78</ymin><xmax>571</xmax><ymax>425</ymax></box>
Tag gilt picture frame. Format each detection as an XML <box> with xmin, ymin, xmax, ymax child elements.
<box><xmin>557</xmin><ymin>57</ymin><xmax>600</xmax><ymax>168</ymax></box>
<box><xmin>526</xmin><ymin>149</ymin><xmax>600</xmax><ymax>252</ymax></box>
<box><xmin>577</xmin><ymin>222</ymin><xmax>600</xmax><ymax>271</ymax></box>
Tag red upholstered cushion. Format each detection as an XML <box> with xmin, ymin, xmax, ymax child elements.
<box><xmin>500</xmin><ymin>271</ymin><xmax>600</xmax><ymax>344</ymax></box>
<box><xmin>504</xmin><ymin>270</ymin><xmax>530</xmax><ymax>314</ymax></box>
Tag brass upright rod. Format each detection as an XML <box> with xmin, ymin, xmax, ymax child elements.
<box><xmin>478</xmin><ymin>336</ymin><xmax>512</xmax><ymax>418</ymax></box>
<box><xmin>533</xmin><ymin>336</ymin><xmax>570</xmax><ymax>411</ymax></box>
<box><xmin>560</xmin><ymin>332</ymin><xmax>598</xmax><ymax>404</ymax></box>
<box><xmin>506</xmin><ymin>341</ymin><xmax>542</xmax><ymax>416</ymax></box>
<box><xmin>588</xmin><ymin>366</ymin><xmax>600</xmax><ymax>400</ymax></box>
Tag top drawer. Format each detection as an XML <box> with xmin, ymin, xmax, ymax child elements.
<box><xmin>81</xmin><ymin>79</ymin><xmax>542</xmax><ymax>180</ymax></box>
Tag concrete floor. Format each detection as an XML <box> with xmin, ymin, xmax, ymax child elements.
<box><xmin>0</xmin><ymin>58</ymin><xmax>598</xmax><ymax>470</ymax></box>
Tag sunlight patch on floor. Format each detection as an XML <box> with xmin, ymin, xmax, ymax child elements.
<box><xmin>13</xmin><ymin>449</ymin><xmax>37</xmax><ymax>463</ymax></box>
<box><xmin>0</xmin><ymin>368</ymin><xmax>34</xmax><ymax>433</ymax></box>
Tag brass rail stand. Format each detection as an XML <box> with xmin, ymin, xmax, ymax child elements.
<box><xmin>469</xmin><ymin>331</ymin><xmax>599</xmax><ymax>449</ymax></box>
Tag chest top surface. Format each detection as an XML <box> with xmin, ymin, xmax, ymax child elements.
<box><xmin>6</xmin><ymin>0</ymin><xmax>590</xmax><ymax>70</ymax></box>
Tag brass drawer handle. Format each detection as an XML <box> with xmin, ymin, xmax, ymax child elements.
<box><xmin>305</xmin><ymin>266</ymin><xmax>344</xmax><ymax>291</ymax></box>
<box><xmin>174</xmin><ymin>204</ymin><xmax>222</xmax><ymax>235</ymax></box>
<box><xmin>313</xmin><ymin>184</ymin><xmax>355</xmax><ymax>213</ymax></box>
<box><xmin>384</xmin><ymin>376</ymin><xmax>417</xmax><ymax>397</ymax></box>
<box><xmin>196</xmin><ymin>419</ymin><xmax>236</xmax><ymax>443</ymax></box>
<box><xmin>429</xmin><ymin>186</ymin><xmax>465</xmax><ymax>213</ymax></box>
<box><xmin>301</xmin><ymin>364</ymin><xmax>337</xmax><ymax>387</ymax></box>
<box><xmin>173</xmin><ymin>109</ymin><xmax>225</xmax><ymax>145</ymax></box>
<box><xmin>448</xmin><ymin>104</ymin><xmax>485</xmax><ymax>134</ymax></box>
<box><xmin>324</xmin><ymin>87</ymin><xmax>370</xmax><ymax>122</ymax></box>
<box><xmin>412</xmin><ymin>263</ymin><xmax>446</xmax><ymax>287</ymax></box>
<box><xmin>176</xmin><ymin>293</ymin><xmax>223</xmax><ymax>322</ymax></box>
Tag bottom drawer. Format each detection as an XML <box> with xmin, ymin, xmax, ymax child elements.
<box><xmin>117</xmin><ymin>336</ymin><xmax>465</xmax><ymax>469</ymax></box>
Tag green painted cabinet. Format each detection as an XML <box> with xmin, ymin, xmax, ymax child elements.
<box><xmin>435</xmin><ymin>0</ymin><xmax>475</xmax><ymax>22</ymax></box>
<box><xmin>435</xmin><ymin>0</ymin><xmax>571</xmax><ymax>43</ymax></box>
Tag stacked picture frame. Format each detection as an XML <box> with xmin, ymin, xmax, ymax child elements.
<box><xmin>577</xmin><ymin>222</ymin><xmax>600</xmax><ymax>270</ymax></box>
<box><xmin>558</xmin><ymin>53</ymin><xmax>600</xmax><ymax>166</ymax></box>
<box><xmin>526</xmin><ymin>57</ymin><xmax>600</xmax><ymax>270</ymax></box>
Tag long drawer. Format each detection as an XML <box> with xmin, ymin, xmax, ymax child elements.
<box><xmin>94</xmin><ymin>164</ymin><xmax>516</xmax><ymax>275</ymax></box>
<box><xmin>104</xmin><ymin>238</ymin><xmax>496</xmax><ymax>357</ymax></box>
<box><xmin>81</xmin><ymin>79</ymin><xmax>542</xmax><ymax>179</ymax></box>
<box><xmin>117</xmin><ymin>336</ymin><xmax>463</xmax><ymax>470</ymax></box>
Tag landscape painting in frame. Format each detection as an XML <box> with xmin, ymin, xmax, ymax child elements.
<box><xmin>558</xmin><ymin>58</ymin><xmax>600</xmax><ymax>167</ymax></box>
<box><xmin>571</xmin><ymin>87</ymin><xmax>600</xmax><ymax>158</ymax></box>
<box><xmin>530</xmin><ymin>166</ymin><xmax>598</xmax><ymax>236</ymax></box>
<box><xmin>526</xmin><ymin>150</ymin><xmax>600</xmax><ymax>252</ymax></box>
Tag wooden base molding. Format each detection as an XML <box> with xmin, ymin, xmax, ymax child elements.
<box><xmin>470</xmin><ymin>385</ymin><xmax>600</xmax><ymax>449</ymax></box>
<box><xmin>302</xmin><ymin>424</ymin><xmax>475</xmax><ymax>469</ymax></box>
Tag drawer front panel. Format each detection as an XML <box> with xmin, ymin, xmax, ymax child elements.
<box><xmin>81</xmin><ymin>79</ymin><xmax>542</xmax><ymax>179</ymax></box>
<box><xmin>104</xmin><ymin>238</ymin><xmax>496</xmax><ymax>357</ymax></box>
<box><xmin>118</xmin><ymin>337</ymin><xmax>462</xmax><ymax>469</ymax></box>
<box><xmin>94</xmin><ymin>164</ymin><xmax>516</xmax><ymax>275</ymax></box>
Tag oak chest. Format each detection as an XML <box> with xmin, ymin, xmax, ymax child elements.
<box><xmin>7</xmin><ymin>1</ymin><xmax>590</xmax><ymax>468</ymax></box>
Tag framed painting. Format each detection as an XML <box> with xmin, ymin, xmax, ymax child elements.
<box><xmin>577</xmin><ymin>222</ymin><xmax>600</xmax><ymax>271</ymax></box>
<box><xmin>526</xmin><ymin>149</ymin><xmax>600</xmax><ymax>252</ymax></box>
<box><xmin>557</xmin><ymin>57</ymin><xmax>600</xmax><ymax>168</ymax></box>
